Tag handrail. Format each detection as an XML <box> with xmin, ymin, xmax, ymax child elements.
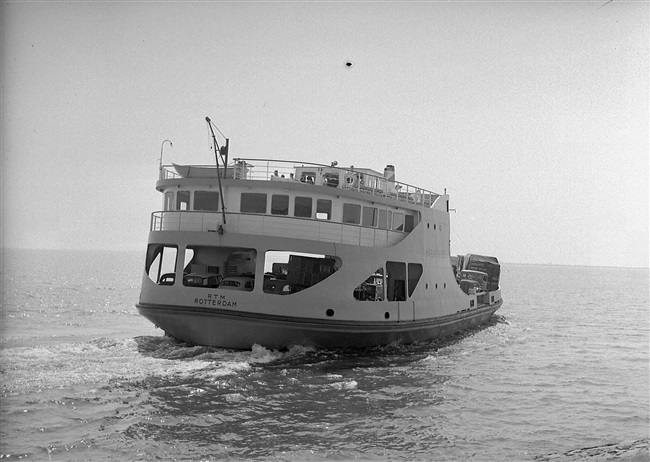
<box><xmin>159</xmin><ymin>165</ymin><xmax>181</xmax><ymax>180</ymax></box>
<box><xmin>158</xmin><ymin>159</ymin><xmax>440</xmax><ymax>208</ymax></box>
<box><xmin>232</xmin><ymin>158</ymin><xmax>439</xmax><ymax>208</ymax></box>
<box><xmin>150</xmin><ymin>210</ymin><xmax>411</xmax><ymax>247</ymax></box>
<box><xmin>150</xmin><ymin>210</ymin><xmax>414</xmax><ymax>232</ymax></box>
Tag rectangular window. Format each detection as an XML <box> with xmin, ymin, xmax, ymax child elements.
<box><xmin>386</xmin><ymin>261</ymin><xmax>406</xmax><ymax>301</ymax></box>
<box><xmin>177</xmin><ymin>191</ymin><xmax>190</xmax><ymax>211</ymax></box>
<box><xmin>378</xmin><ymin>210</ymin><xmax>392</xmax><ymax>230</ymax></box>
<box><xmin>393</xmin><ymin>212</ymin><xmax>404</xmax><ymax>231</ymax></box>
<box><xmin>194</xmin><ymin>191</ymin><xmax>220</xmax><ymax>211</ymax></box>
<box><xmin>404</xmin><ymin>214</ymin><xmax>415</xmax><ymax>232</ymax></box>
<box><xmin>271</xmin><ymin>194</ymin><xmax>289</xmax><ymax>215</ymax></box>
<box><xmin>300</xmin><ymin>171</ymin><xmax>317</xmax><ymax>184</ymax></box>
<box><xmin>362</xmin><ymin>207</ymin><xmax>378</xmax><ymax>227</ymax></box>
<box><xmin>407</xmin><ymin>263</ymin><xmax>423</xmax><ymax>297</ymax></box>
<box><xmin>316</xmin><ymin>199</ymin><xmax>332</xmax><ymax>220</ymax></box>
<box><xmin>241</xmin><ymin>193</ymin><xmax>267</xmax><ymax>213</ymax></box>
<box><xmin>323</xmin><ymin>173</ymin><xmax>339</xmax><ymax>187</ymax></box>
<box><xmin>342</xmin><ymin>203</ymin><xmax>361</xmax><ymax>224</ymax></box>
<box><xmin>294</xmin><ymin>196</ymin><xmax>312</xmax><ymax>218</ymax></box>
<box><xmin>164</xmin><ymin>192</ymin><xmax>174</xmax><ymax>211</ymax></box>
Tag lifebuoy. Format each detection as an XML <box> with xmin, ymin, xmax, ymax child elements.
<box><xmin>344</xmin><ymin>172</ymin><xmax>355</xmax><ymax>185</ymax></box>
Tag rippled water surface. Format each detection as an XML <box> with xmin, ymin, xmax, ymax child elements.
<box><xmin>1</xmin><ymin>250</ymin><xmax>648</xmax><ymax>461</ymax></box>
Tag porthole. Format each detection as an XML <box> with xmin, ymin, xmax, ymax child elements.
<box><xmin>433</xmin><ymin>224</ymin><xmax>436</xmax><ymax>230</ymax></box>
<box><xmin>426</xmin><ymin>283</ymin><xmax>429</xmax><ymax>289</ymax></box>
<box><xmin>326</xmin><ymin>309</ymin><xmax>334</xmax><ymax>317</ymax></box>
<box><xmin>427</xmin><ymin>223</ymin><xmax>430</xmax><ymax>229</ymax></box>
<box><xmin>444</xmin><ymin>283</ymin><xmax>447</xmax><ymax>288</ymax></box>
<box><xmin>384</xmin><ymin>312</ymin><xmax>390</xmax><ymax>319</ymax></box>
<box><xmin>435</xmin><ymin>283</ymin><xmax>438</xmax><ymax>289</ymax></box>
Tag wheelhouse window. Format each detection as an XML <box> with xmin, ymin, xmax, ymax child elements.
<box><xmin>177</xmin><ymin>191</ymin><xmax>190</xmax><ymax>211</ymax></box>
<box><xmin>294</xmin><ymin>196</ymin><xmax>312</xmax><ymax>218</ymax></box>
<box><xmin>404</xmin><ymin>213</ymin><xmax>419</xmax><ymax>232</ymax></box>
<box><xmin>362</xmin><ymin>207</ymin><xmax>378</xmax><ymax>227</ymax></box>
<box><xmin>393</xmin><ymin>212</ymin><xmax>405</xmax><ymax>231</ymax></box>
<box><xmin>271</xmin><ymin>194</ymin><xmax>289</xmax><ymax>215</ymax></box>
<box><xmin>316</xmin><ymin>199</ymin><xmax>332</xmax><ymax>220</ymax></box>
<box><xmin>299</xmin><ymin>171</ymin><xmax>316</xmax><ymax>184</ymax></box>
<box><xmin>343</xmin><ymin>203</ymin><xmax>361</xmax><ymax>224</ymax></box>
<box><xmin>241</xmin><ymin>193</ymin><xmax>267</xmax><ymax>214</ymax></box>
<box><xmin>378</xmin><ymin>209</ymin><xmax>392</xmax><ymax>230</ymax></box>
<box><xmin>323</xmin><ymin>172</ymin><xmax>339</xmax><ymax>187</ymax></box>
<box><xmin>164</xmin><ymin>192</ymin><xmax>174</xmax><ymax>211</ymax></box>
<box><xmin>194</xmin><ymin>191</ymin><xmax>220</xmax><ymax>211</ymax></box>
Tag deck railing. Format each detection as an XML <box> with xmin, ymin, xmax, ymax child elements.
<box><xmin>159</xmin><ymin>165</ymin><xmax>181</xmax><ymax>180</ymax></box>
<box><xmin>150</xmin><ymin>211</ymin><xmax>408</xmax><ymax>248</ymax></box>
<box><xmin>158</xmin><ymin>158</ymin><xmax>440</xmax><ymax>208</ymax></box>
<box><xmin>233</xmin><ymin>158</ymin><xmax>439</xmax><ymax>208</ymax></box>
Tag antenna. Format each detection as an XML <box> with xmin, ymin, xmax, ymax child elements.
<box><xmin>159</xmin><ymin>139</ymin><xmax>172</xmax><ymax>171</ymax></box>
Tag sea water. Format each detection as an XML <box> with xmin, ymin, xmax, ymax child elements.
<box><xmin>1</xmin><ymin>249</ymin><xmax>648</xmax><ymax>461</ymax></box>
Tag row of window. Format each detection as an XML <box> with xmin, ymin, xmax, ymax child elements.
<box><xmin>163</xmin><ymin>190</ymin><xmax>418</xmax><ymax>232</ymax></box>
<box><xmin>242</xmin><ymin>193</ymin><xmax>332</xmax><ymax>220</ymax></box>
<box><xmin>241</xmin><ymin>193</ymin><xmax>418</xmax><ymax>231</ymax></box>
<box><xmin>165</xmin><ymin>190</ymin><xmax>220</xmax><ymax>212</ymax></box>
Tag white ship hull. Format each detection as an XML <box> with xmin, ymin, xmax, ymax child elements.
<box><xmin>136</xmin><ymin>131</ymin><xmax>504</xmax><ymax>350</ymax></box>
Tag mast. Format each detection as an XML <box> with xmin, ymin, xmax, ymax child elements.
<box><xmin>205</xmin><ymin>117</ymin><xmax>228</xmax><ymax>226</ymax></box>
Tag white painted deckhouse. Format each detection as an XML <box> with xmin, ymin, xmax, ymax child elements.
<box><xmin>136</xmin><ymin>118</ymin><xmax>503</xmax><ymax>349</ymax></box>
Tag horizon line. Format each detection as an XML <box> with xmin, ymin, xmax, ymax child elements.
<box><xmin>1</xmin><ymin>246</ymin><xmax>648</xmax><ymax>270</ymax></box>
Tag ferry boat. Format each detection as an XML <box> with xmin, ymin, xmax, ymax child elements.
<box><xmin>136</xmin><ymin>118</ymin><xmax>503</xmax><ymax>349</ymax></box>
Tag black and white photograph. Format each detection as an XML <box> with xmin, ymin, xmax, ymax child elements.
<box><xmin>1</xmin><ymin>1</ymin><xmax>648</xmax><ymax>461</ymax></box>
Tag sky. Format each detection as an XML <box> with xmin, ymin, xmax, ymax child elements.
<box><xmin>1</xmin><ymin>1</ymin><xmax>648</xmax><ymax>268</ymax></box>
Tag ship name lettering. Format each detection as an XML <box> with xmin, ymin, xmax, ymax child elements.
<box><xmin>194</xmin><ymin>297</ymin><xmax>237</xmax><ymax>308</ymax></box>
<box><xmin>425</xmin><ymin>248</ymin><xmax>448</xmax><ymax>258</ymax></box>
<box><xmin>207</xmin><ymin>293</ymin><xmax>227</xmax><ymax>300</ymax></box>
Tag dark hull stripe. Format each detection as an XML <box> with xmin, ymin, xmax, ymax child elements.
<box><xmin>136</xmin><ymin>301</ymin><xmax>503</xmax><ymax>349</ymax></box>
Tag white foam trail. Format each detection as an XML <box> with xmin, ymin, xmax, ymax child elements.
<box><xmin>2</xmin><ymin>335</ymin><xmax>322</xmax><ymax>396</ymax></box>
<box><xmin>330</xmin><ymin>380</ymin><xmax>358</xmax><ymax>390</ymax></box>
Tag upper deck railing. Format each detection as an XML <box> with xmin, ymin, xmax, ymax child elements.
<box><xmin>150</xmin><ymin>210</ymin><xmax>409</xmax><ymax>248</ymax></box>
<box><xmin>159</xmin><ymin>158</ymin><xmax>440</xmax><ymax>208</ymax></box>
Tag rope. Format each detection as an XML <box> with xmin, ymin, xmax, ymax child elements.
<box><xmin>451</xmin><ymin>226</ymin><xmax>470</xmax><ymax>255</ymax></box>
